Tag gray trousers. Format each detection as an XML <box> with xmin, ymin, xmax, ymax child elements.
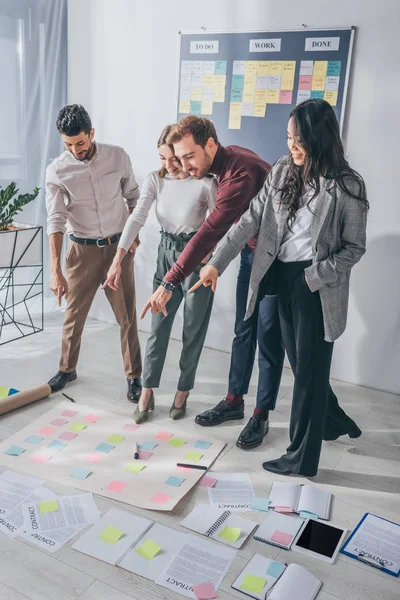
<box><xmin>142</xmin><ymin>231</ymin><xmax>214</xmax><ymax>391</ymax></box>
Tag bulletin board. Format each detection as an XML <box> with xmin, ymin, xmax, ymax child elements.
<box><xmin>177</xmin><ymin>27</ymin><xmax>355</xmax><ymax>163</ymax></box>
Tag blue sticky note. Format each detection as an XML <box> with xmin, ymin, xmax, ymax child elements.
<box><xmin>310</xmin><ymin>90</ymin><xmax>324</xmax><ymax>99</ymax></box>
<box><xmin>139</xmin><ymin>441</ymin><xmax>158</xmax><ymax>451</ymax></box>
<box><xmin>215</xmin><ymin>60</ymin><xmax>227</xmax><ymax>75</ymax></box>
<box><xmin>299</xmin><ymin>510</ymin><xmax>319</xmax><ymax>520</ymax></box>
<box><xmin>165</xmin><ymin>476</ymin><xmax>185</xmax><ymax>487</ymax></box>
<box><xmin>266</xmin><ymin>561</ymin><xmax>286</xmax><ymax>578</ymax></box>
<box><xmin>47</xmin><ymin>439</ymin><xmax>67</xmax><ymax>451</ymax></box>
<box><xmin>4</xmin><ymin>445</ymin><xmax>25</xmax><ymax>456</ymax></box>
<box><xmin>96</xmin><ymin>442</ymin><xmax>115</xmax><ymax>453</ymax></box>
<box><xmin>70</xmin><ymin>467</ymin><xmax>91</xmax><ymax>480</ymax></box>
<box><xmin>251</xmin><ymin>497</ymin><xmax>270</xmax><ymax>512</ymax></box>
<box><xmin>327</xmin><ymin>61</ymin><xmax>341</xmax><ymax>77</ymax></box>
<box><xmin>231</xmin><ymin>74</ymin><xmax>244</xmax><ymax>90</ymax></box>
<box><xmin>190</xmin><ymin>101</ymin><xmax>202</xmax><ymax>115</ymax></box>
<box><xmin>230</xmin><ymin>88</ymin><xmax>243</xmax><ymax>102</ymax></box>
<box><xmin>25</xmin><ymin>434</ymin><xmax>44</xmax><ymax>444</ymax></box>
<box><xmin>194</xmin><ymin>440</ymin><xmax>212</xmax><ymax>450</ymax></box>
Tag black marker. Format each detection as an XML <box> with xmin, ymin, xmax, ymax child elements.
<box><xmin>62</xmin><ymin>392</ymin><xmax>75</xmax><ymax>403</ymax></box>
<box><xmin>177</xmin><ymin>463</ymin><xmax>207</xmax><ymax>470</ymax></box>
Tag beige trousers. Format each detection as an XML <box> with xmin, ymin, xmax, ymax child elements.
<box><xmin>59</xmin><ymin>241</ymin><xmax>141</xmax><ymax>379</ymax></box>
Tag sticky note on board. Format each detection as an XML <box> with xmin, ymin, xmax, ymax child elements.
<box><xmin>106</xmin><ymin>480</ymin><xmax>127</xmax><ymax>493</ymax></box>
<box><xmin>99</xmin><ymin>525</ymin><xmax>124</xmax><ymax>544</ymax></box>
<box><xmin>168</xmin><ymin>437</ymin><xmax>186</xmax><ymax>448</ymax></box>
<box><xmin>165</xmin><ymin>476</ymin><xmax>185</xmax><ymax>487</ymax></box>
<box><xmin>106</xmin><ymin>434</ymin><xmax>125</xmax><ymax>444</ymax></box>
<box><xmin>136</xmin><ymin>539</ymin><xmax>162</xmax><ymax>560</ymax></box>
<box><xmin>219</xmin><ymin>526</ymin><xmax>241</xmax><ymax>543</ymax></box>
<box><xmin>125</xmin><ymin>462</ymin><xmax>146</xmax><ymax>473</ymax></box>
<box><xmin>38</xmin><ymin>500</ymin><xmax>59</xmax><ymax>514</ymax></box>
<box><xmin>68</xmin><ymin>422</ymin><xmax>87</xmax><ymax>432</ymax></box>
<box><xmin>241</xmin><ymin>574</ymin><xmax>267</xmax><ymax>594</ymax></box>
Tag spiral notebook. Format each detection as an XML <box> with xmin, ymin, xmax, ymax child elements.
<box><xmin>180</xmin><ymin>503</ymin><xmax>258</xmax><ymax>548</ymax></box>
<box><xmin>253</xmin><ymin>510</ymin><xmax>304</xmax><ymax>550</ymax></box>
<box><xmin>269</xmin><ymin>482</ymin><xmax>332</xmax><ymax>520</ymax></box>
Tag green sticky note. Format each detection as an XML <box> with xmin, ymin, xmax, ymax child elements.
<box><xmin>106</xmin><ymin>433</ymin><xmax>125</xmax><ymax>444</ymax></box>
<box><xmin>219</xmin><ymin>525</ymin><xmax>241</xmax><ymax>543</ymax></box>
<box><xmin>125</xmin><ymin>461</ymin><xmax>146</xmax><ymax>473</ymax></box>
<box><xmin>136</xmin><ymin>538</ymin><xmax>162</xmax><ymax>560</ymax></box>
<box><xmin>168</xmin><ymin>437</ymin><xmax>186</xmax><ymax>448</ymax></box>
<box><xmin>184</xmin><ymin>451</ymin><xmax>203</xmax><ymax>462</ymax></box>
<box><xmin>241</xmin><ymin>574</ymin><xmax>267</xmax><ymax>594</ymax></box>
<box><xmin>99</xmin><ymin>525</ymin><xmax>124</xmax><ymax>544</ymax></box>
<box><xmin>38</xmin><ymin>500</ymin><xmax>59</xmax><ymax>514</ymax></box>
<box><xmin>68</xmin><ymin>422</ymin><xmax>87</xmax><ymax>432</ymax></box>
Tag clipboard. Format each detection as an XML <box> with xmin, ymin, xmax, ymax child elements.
<box><xmin>340</xmin><ymin>512</ymin><xmax>400</xmax><ymax>577</ymax></box>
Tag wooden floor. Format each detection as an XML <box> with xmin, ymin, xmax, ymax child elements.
<box><xmin>1</xmin><ymin>313</ymin><xmax>399</xmax><ymax>600</ymax></box>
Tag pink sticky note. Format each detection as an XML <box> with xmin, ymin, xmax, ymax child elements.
<box><xmin>85</xmin><ymin>452</ymin><xmax>103</xmax><ymax>463</ymax></box>
<box><xmin>38</xmin><ymin>426</ymin><xmax>56</xmax><ymax>436</ymax></box>
<box><xmin>298</xmin><ymin>75</ymin><xmax>312</xmax><ymax>90</ymax></box>
<box><xmin>177</xmin><ymin>466</ymin><xmax>192</xmax><ymax>474</ymax></box>
<box><xmin>83</xmin><ymin>414</ymin><xmax>100</xmax><ymax>423</ymax></box>
<box><xmin>62</xmin><ymin>410</ymin><xmax>78</xmax><ymax>417</ymax></box>
<box><xmin>106</xmin><ymin>480</ymin><xmax>127</xmax><ymax>493</ymax></box>
<box><xmin>51</xmin><ymin>418</ymin><xmax>68</xmax><ymax>427</ymax></box>
<box><xmin>151</xmin><ymin>493</ymin><xmax>173</xmax><ymax>504</ymax></box>
<box><xmin>156</xmin><ymin>431</ymin><xmax>173</xmax><ymax>440</ymax></box>
<box><xmin>274</xmin><ymin>506</ymin><xmax>294</xmax><ymax>513</ymax></box>
<box><xmin>198</xmin><ymin>475</ymin><xmax>217</xmax><ymax>487</ymax></box>
<box><xmin>31</xmin><ymin>453</ymin><xmax>52</xmax><ymax>464</ymax></box>
<box><xmin>192</xmin><ymin>582</ymin><xmax>219</xmax><ymax>600</ymax></box>
<box><xmin>122</xmin><ymin>423</ymin><xmax>140</xmax><ymax>432</ymax></box>
<box><xmin>138</xmin><ymin>449</ymin><xmax>153</xmax><ymax>460</ymax></box>
<box><xmin>280</xmin><ymin>90</ymin><xmax>293</xmax><ymax>104</ymax></box>
<box><xmin>270</xmin><ymin>530</ymin><xmax>293</xmax><ymax>546</ymax></box>
<box><xmin>59</xmin><ymin>431</ymin><xmax>78</xmax><ymax>441</ymax></box>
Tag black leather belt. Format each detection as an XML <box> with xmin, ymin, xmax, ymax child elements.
<box><xmin>70</xmin><ymin>233</ymin><xmax>122</xmax><ymax>247</ymax></box>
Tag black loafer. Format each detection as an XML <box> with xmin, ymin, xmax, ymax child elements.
<box><xmin>48</xmin><ymin>370</ymin><xmax>77</xmax><ymax>392</ymax></box>
<box><xmin>127</xmin><ymin>378</ymin><xmax>142</xmax><ymax>403</ymax></box>
<box><xmin>195</xmin><ymin>399</ymin><xmax>244</xmax><ymax>426</ymax></box>
<box><xmin>323</xmin><ymin>422</ymin><xmax>362</xmax><ymax>441</ymax></box>
<box><xmin>236</xmin><ymin>416</ymin><xmax>269</xmax><ymax>449</ymax></box>
<box><xmin>262</xmin><ymin>458</ymin><xmax>317</xmax><ymax>477</ymax></box>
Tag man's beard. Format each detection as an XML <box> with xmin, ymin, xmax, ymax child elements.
<box><xmin>76</xmin><ymin>142</ymin><xmax>95</xmax><ymax>161</ymax></box>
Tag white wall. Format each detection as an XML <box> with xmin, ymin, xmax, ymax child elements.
<box><xmin>68</xmin><ymin>0</ymin><xmax>400</xmax><ymax>395</ymax></box>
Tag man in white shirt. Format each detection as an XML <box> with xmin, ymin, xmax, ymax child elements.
<box><xmin>45</xmin><ymin>104</ymin><xmax>142</xmax><ymax>401</ymax></box>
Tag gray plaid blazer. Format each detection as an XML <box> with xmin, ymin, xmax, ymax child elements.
<box><xmin>209</xmin><ymin>155</ymin><xmax>367</xmax><ymax>342</ymax></box>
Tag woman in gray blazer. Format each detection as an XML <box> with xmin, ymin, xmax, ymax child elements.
<box><xmin>191</xmin><ymin>99</ymin><xmax>369</xmax><ymax>477</ymax></box>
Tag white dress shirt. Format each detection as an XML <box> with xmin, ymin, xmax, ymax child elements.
<box><xmin>278</xmin><ymin>188</ymin><xmax>318</xmax><ymax>262</ymax></box>
<box><xmin>118</xmin><ymin>171</ymin><xmax>217</xmax><ymax>251</ymax></box>
<box><xmin>45</xmin><ymin>142</ymin><xmax>140</xmax><ymax>238</ymax></box>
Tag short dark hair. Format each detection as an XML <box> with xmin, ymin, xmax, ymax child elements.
<box><xmin>166</xmin><ymin>116</ymin><xmax>218</xmax><ymax>147</ymax></box>
<box><xmin>56</xmin><ymin>104</ymin><xmax>92</xmax><ymax>136</ymax></box>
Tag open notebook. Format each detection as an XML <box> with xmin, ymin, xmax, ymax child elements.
<box><xmin>253</xmin><ymin>510</ymin><xmax>304</xmax><ymax>549</ymax></box>
<box><xmin>232</xmin><ymin>553</ymin><xmax>322</xmax><ymax>600</ymax></box>
<box><xmin>180</xmin><ymin>503</ymin><xmax>258</xmax><ymax>548</ymax></box>
<box><xmin>269</xmin><ymin>482</ymin><xmax>332</xmax><ymax>520</ymax></box>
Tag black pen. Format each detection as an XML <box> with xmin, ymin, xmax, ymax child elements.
<box><xmin>62</xmin><ymin>392</ymin><xmax>75</xmax><ymax>403</ymax></box>
<box><xmin>177</xmin><ymin>463</ymin><xmax>207</xmax><ymax>470</ymax></box>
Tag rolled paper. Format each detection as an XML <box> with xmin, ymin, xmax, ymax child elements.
<box><xmin>0</xmin><ymin>383</ymin><xmax>52</xmax><ymax>416</ymax></box>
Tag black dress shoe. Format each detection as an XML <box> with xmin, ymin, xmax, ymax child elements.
<box><xmin>323</xmin><ymin>423</ymin><xmax>362</xmax><ymax>441</ymax></box>
<box><xmin>127</xmin><ymin>378</ymin><xmax>142</xmax><ymax>403</ymax></box>
<box><xmin>48</xmin><ymin>370</ymin><xmax>77</xmax><ymax>393</ymax></box>
<box><xmin>262</xmin><ymin>458</ymin><xmax>317</xmax><ymax>477</ymax></box>
<box><xmin>236</xmin><ymin>416</ymin><xmax>269</xmax><ymax>449</ymax></box>
<box><xmin>195</xmin><ymin>399</ymin><xmax>244</xmax><ymax>426</ymax></box>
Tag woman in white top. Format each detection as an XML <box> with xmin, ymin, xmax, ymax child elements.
<box><xmin>104</xmin><ymin>125</ymin><xmax>217</xmax><ymax>423</ymax></box>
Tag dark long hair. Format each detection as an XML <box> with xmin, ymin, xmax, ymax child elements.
<box><xmin>279</xmin><ymin>99</ymin><xmax>368</xmax><ymax>227</ymax></box>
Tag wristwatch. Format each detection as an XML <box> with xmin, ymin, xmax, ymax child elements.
<box><xmin>161</xmin><ymin>280</ymin><xmax>175</xmax><ymax>293</ymax></box>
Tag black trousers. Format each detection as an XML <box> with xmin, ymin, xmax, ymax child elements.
<box><xmin>276</xmin><ymin>259</ymin><xmax>355</xmax><ymax>476</ymax></box>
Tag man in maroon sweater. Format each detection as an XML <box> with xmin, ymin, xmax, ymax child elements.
<box><xmin>141</xmin><ymin>116</ymin><xmax>284</xmax><ymax>449</ymax></box>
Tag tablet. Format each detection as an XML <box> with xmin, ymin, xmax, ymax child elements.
<box><xmin>292</xmin><ymin>519</ymin><xmax>347</xmax><ymax>564</ymax></box>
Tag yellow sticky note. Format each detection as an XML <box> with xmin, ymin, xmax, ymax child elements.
<box><xmin>312</xmin><ymin>75</ymin><xmax>326</xmax><ymax>91</ymax></box>
<box><xmin>168</xmin><ymin>437</ymin><xmax>186</xmax><ymax>448</ymax></box>
<box><xmin>219</xmin><ymin>526</ymin><xmax>241</xmax><ymax>543</ymax></box>
<box><xmin>324</xmin><ymin>90</ymin><xmax>338</xmax><ymax>106</ymax></box>
<box><xmin>269</xmin><ymin>61</ymin><xmax>283</xmax><ymax>76</ymax></box>
<box><xmin>190</xmin><ymin>87</ymin><xmax>202</xmax><ymax>101</ymax></box>
<box><xmin>253</xmin><ymin>104</ymin><xmax>266</xmax><ymax>118</ymax></box>
<box><xmin>201</xmin><ymin>101</ymin><xmax>213</xmax><ymax>115</ymax></box>
<box><xmin>38</xmin><ymin>500</ymin><xmax>59</xmax><ymax>514</ymax></box>
<box><xmin>202</xmin><ymin>74</ymin><xmax>214</xmax><ymax>88</ymax></box>
<box><xmin>107</xmin><ymin>434</ymin><xmax>125</xmax><ymax>444</ymax></box>
<box><xmin>184</xmin><ymin>451</ymin><xmax>203</xmax><ymax>462</ymax></box>
<box><xmin>125</xmin><ymin>461</ymin><xmax>145</xmax><ymax>473</ymax></box>
<box><xmin>281</xmin><ymin>61</ymin><xmax>296</xmax><ymax>90</ymax></box>
<box><xmin>245</xmin><ymin>61</ymin><xmax>258</xmax><ymax>76</ymax></box>
<box><xmin>266</xmin><ymin>89</ymin><xmax>279</xmax><ymax>103</ymax></box>
<box><xmin>254</xmin><ymin>89</ymin><xmax>267</xmax><ymax>104</ymax></box>
<box><xmin>241</xmin><ymin>574</ymin><xmax>267</xmax><ymax>594</ymax></box>
<box><xmin>136</xmin><ymin>539</ymin><xmax>162</xmax><ymax>560</ymax></box>
<box><xmin>213</xmin><ymin>74</ymin><xmax>226</xmax><ymax>89</ymax></box>
<box><xmin>243</xmin><ymin>77</ymin><xmax>256</xmax><ymax>103</ymax></box>
<box><xmin>257</xmin><ymin>61</ymin><xmax>270</xmax><ymax>76</ymax></box>
<box><xmin>213</xmin><ymin>87</ymin><xmax>225</xmax><ymax>102</ymax></box>
<box><xmin>313</xmin><ymin>60</ymin><xmax>328</xmax><ymax>76</ymax></box>
<box><xmin>68</xmin><ymin>422</ymin><xmax>87</xmax><ymax>432</ymax></box>
<box><xmin>228</xmin><ymin>102</ymin><xmax>242</xmax><ymax>130</ymax></box>
<box><xmin>179</xmin><ymin>100</ymin><xmax>190</xmax><ymax>114</ymax></box>
<box><xmin>99</xmin><ymin>525</ymin><xmax>124</xmax><ymax>544</ymax></box>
